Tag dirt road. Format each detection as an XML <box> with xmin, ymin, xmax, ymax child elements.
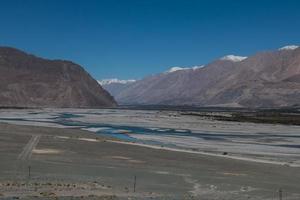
<box><xmin>18</xmin><ymin>135</ymin><xmax>41</xmax><ymax>161</ymax></box>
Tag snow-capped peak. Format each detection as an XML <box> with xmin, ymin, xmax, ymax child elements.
<box><xmin>98</xmin><ymin>78</ymin><xmax>136</xmax><ymax>85</ymax></box>
<box><xmin>191</xmin><ymin>65</ymin><xmax>204</xmax><ymax>70</ymax></box>
<box><xmin>279</xmin><ymin>45</ymin><xmax>299</xmax><ymax>50</ymax></box>
<box><xmin>221</xmin><ymin>55</ymin><xmax>247</xmax><ymax>62</ymax></box>
<box><xmin>167</xmin><ymin>67</ymin><xmax>188</xmax><ymax>73</ymax></box>
<box><xmin>165</xmin><ymin>65</ymin><xmax>204</xmax><ymax>73</ymax></box>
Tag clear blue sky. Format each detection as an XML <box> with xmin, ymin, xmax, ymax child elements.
<box><xmin>1</xmin><ymin>0</ymin><xmax>300</xmax><ymax>80</ymax></box>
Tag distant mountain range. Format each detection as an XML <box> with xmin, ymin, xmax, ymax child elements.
<box><xmin>100</xmin><ymin>45</ymin><xmax>300</xmax><ymax>108</ymax></box>
<box><xmin>99</xmin><ymin>79</ymin><xmax>136</xmax><ymax>99</ymax></box>
<box><xmin>0</xmin><ymin>47</ymin><xmax>116</xmax><ymax>108</ymax></box>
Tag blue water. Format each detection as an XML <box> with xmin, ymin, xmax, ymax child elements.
<box><xmin>1</xmin><ymin>112</ymin><xmax>300</xmax><ymax>148</ymax></box>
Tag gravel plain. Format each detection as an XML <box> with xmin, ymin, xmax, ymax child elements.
<box><xmin>0</xmin><ymin>109</ymin><xmax>299</xmax><ymax>199</ymax></box>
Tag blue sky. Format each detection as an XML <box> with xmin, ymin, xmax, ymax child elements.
<box><xmin>1</xmin><ymin>0</ymin><xmax>300</xmax><ymax>80</ymax></box>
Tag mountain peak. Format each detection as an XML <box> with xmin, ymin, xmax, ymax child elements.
<box><xmin>103</xmin><ymin>46</ymin><xmax>300</xmax><ymax>108</ymax></box>
<box><xmin>279</xmin><ymin>45</ymin><xmax>299</xmax><ymax>50</ymax></box>
<box><xmin>98</xmin><ymin>78</ymin><xmax>136</xmax><ymax>85</ymax></box>
<box><xmin>220</xmin><ymin>55</ymin><xmax>247</xmax><ymax>62</ymax></box>
<box><xmin>0</xmin><ymin>46</ymin><xmax>117</xmax><ymax>108</ymax></box>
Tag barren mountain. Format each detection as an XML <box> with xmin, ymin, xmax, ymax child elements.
<box><xmin>105</xmin><ymin>46</ymin><xmax>300</xmax><ymax>107</ymax></box>
<box><xmin>0</xmin><ymin>47</ymin><xmax>117</xmax><ymax>108</ymax></box>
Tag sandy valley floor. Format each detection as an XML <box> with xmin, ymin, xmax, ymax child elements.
<box><xmin>0</xmin><ymin>109</ymin><xmax>300</xmax><ymax>199</ymax></box>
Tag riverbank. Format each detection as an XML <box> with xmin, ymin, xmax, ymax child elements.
<box><xmin>1</xmin><ymin>109</ymin><xmax>300</xmax><ymax>169</ymax></box>
<box><xmin>0</xmin><ymin>123</ymin><xmax>300</xmax><ymax>199</ymax></box>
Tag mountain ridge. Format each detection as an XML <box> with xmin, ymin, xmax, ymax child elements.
<box><xmin>0</xmin><ymin>47</ymin><xmax>117</xmax><ymax>108</ymax></box>
<box><xmin>102</xmin><ymin>45</ymin><xmax>300</xmax><ymax>108</ymax></box>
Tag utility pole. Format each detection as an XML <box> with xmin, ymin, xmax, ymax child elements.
<box><xmin>28</xmin><ymin>165</ymin><xmax>31</xmax><ymax>179</ymax></box>
<box><xmin>133</xmin><ymin>175</ymin><xmax>137</xmax><ymax>193</ymax></box>
<box><xmin>279</xmin><ymin>188</ymin><xmax>283</xmax><ymax>200</ymax></box>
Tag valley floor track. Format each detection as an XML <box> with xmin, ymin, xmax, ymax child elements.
<box><xmin>17</xmin><ymin>135</ymin><xmax>40</xmax><ymax>161</ymax></box>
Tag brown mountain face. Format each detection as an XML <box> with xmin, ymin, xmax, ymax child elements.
<box><xmin>0</xmin><ymin>47</ymin><xmax>117</xmax><ymax>108</ymax></box>
<box><xmin>107</xmin><ymin>47</ymin><xmax>300</xmax><ymax>108</ymax></box>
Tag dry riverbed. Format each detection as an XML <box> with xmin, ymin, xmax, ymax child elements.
<box><xmin>0</xmin><ymin>122</ymin><xmax>300</xmax><ymax>199</ymax></box>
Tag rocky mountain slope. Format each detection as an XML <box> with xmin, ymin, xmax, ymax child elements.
<box><xmin>102</xmin><ymin>45</ymin><xmax>300</xmax><ymax>107</ymax></box>
<box><xmin>0</xmin><ymin>47</ymin><xmax>117</xmax><ymax>108</ymax></box>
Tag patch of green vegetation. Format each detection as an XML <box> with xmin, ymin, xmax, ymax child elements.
<box><xmin>182</xmin><ymin>111</ymin><xmax>300</xmax><ymax>125</ymax></box>
<box><xmin>226</xmin><ymin>112</ymin><xmax>300</xmax><ymax>125</ymax></box>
